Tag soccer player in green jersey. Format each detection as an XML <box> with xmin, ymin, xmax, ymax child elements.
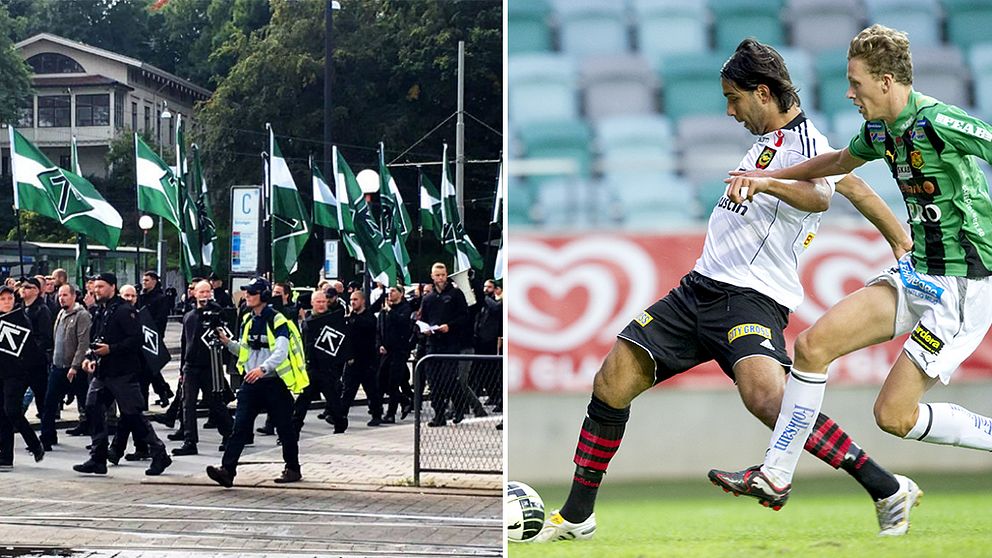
<box><xmin>711</xmin><ymin>25</ymin><xmax>992</xmax><ymax>531</ymax></box>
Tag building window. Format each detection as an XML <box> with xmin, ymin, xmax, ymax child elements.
<box><xmin>2</xmin><ymin>155</ymin><xmax>9</xmax><ymax>177</ymax></box>
<box><xmin>144</xmin><ymin>105</ymin><xmax>150</xmax><ymax>134</ymax></box>
<box><xmin>16</xmin><ymin>97</ymin><xmax>34</xmax><ymax>127</ymax></box>
<box><xmin>114</xmin><ymin>93</ymin><xmax>124</xmax><ymax>130</ymax></box>
<box><xmin>76</xmin><ymin>94</ymin><xmax>110</xmax><ymax>127</ymax></box>
<box><xmin>26</xmin><ymin>53</ymin><xmax>85</xmax><ymax>74</ymax></box>
<box><xmin>131</xmin><ymin>102</ymin><xmax>137</xmax><ymax>130</ymax></box>
<box><xmin>38</xmin><ymin>95</ymin><xmax>71</xmax><ymax>127</ymax></box>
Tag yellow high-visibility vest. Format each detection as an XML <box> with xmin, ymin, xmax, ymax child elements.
<box><xmin>236</xmin><ymin>310</ymin><xmax>309</xmax><ymax>394</ymax></box>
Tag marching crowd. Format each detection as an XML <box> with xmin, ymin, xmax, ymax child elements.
<box><xmin>0</xmin><ymin>262</ymin><xmax>502</xmax><ymax>487</ymax></box>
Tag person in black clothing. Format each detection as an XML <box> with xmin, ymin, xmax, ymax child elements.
<box><xmin>293</xmin><ymin>289</ymin><xmax>350</xmax><ymax>433</ymax></box>
<box><xmin>210</xmin><ymin>273</ymin><xmax>234</xmax><ymax>308</ymax></box>
<box><xmin>378</xmin><ymin>286</ymin><xmax>414</xmax><ymax>423</ymax></box>
<box><xmin>420</xmin><ymin>263</ymin><xmax>484</xmax><ymax>426</ymax></box>
<box><xmin>342</xmin><ymin>290</ymin><xmax>382</xmax><ymax>426</ymax></box>
<box><xmin>136</xmin><ymin>271</ymin><xmax>174</xmax><ymax>406</ymax></box>
<box><xmin>0</xmin><ymin>285</ymin><xmax>45</xmax><ymax>466</ymax></box>
<box><xmin>19</xmin><ymin>277</ymin><xmax>53</xmax><ymax>419</ymax></box>
<box><xmin>107</xmin><ymin>284</ymin><xmax>152</xmax><ymax>463</ymax></box>
<box><xmin>474</xmin><ymin>279</ymin><xmax>503</xmax><ymax>410</ymax></box>
<box><xmin>173</xmin><ymin>280</ymin><xmax>235</xmax><ymax>456</ymax></box>
<box><xmin>73</xmin><ymin>273</ymin><xmax>172</xmax><ymax>476</ymax></box>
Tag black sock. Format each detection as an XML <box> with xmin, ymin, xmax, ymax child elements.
<box><xmin>559</xmin><ymin>395</ymin><xmax>629</xmax><ymax>523</ymax></box>
<box><xmin>805</xmin><ymin>413</ymin><xmax>900</xmax><ymax>501</ymax></box>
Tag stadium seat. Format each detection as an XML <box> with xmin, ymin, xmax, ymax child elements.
<box><xmin>942</xmin><ymin>0</ymin><xmax>992</xmax><ymax>53</ymax></box>
<box><xmin>552</xmin><ymin>0</ymin><xmax>629</xmax><ymax>58</ymax></box>
<box><xmin>605</xmin><ymin>173</ymin><xmax>700</xmax><ymax>229</ymax></box>
<box><xmin>913</xmin><ymin>46</ymin><xmax>971</xmax><ymax>109</ymax></box>
<box><xmin>518</xmin><ymin>119</ymin><xmax>593</xmax><ymax>183</ymax></box>
<box><xmin>508</xmin><ymin>54</ymin><xmax>578</xmax><ymax>126</ymax></box>
<box><xmin>864</xmin><ymin>0</ymin><xmax>942</xmax><ymax>48</ymax></box>
<box><xmin>658</xmin><ymin>53</ymin><xmax>730</xmax><ymax>122</ymax></box>
<box><xmin>596</xmin><ymin>114</ymin><xmax>676</xmax><ymax>175</ymax></box>
<box><xmin>508</xmin><ymin>0</ymin><xmax>553</xmax><ymax>55</ymax></box>
<box><xmin>677</xmin><ymin>114</ymin><xmax>754</xmax><ymax>183</ymax></box>
<box><xmin>581</xmin><ymin>54</ymin><xmax>658</xmax><ymax>121</ymax></box>
<box><xmin>507</xmin><ymin>176</ymin><xmax>536</xmax><ymax>225</ymax></box>
<box><xmin>814</xmin><ymin>49</ymin><xmax>855</xmax><ymax>117</ymax></box>
<box><xmin>969</xmin><ymin>43</ymin><xmax>992</xmax><ymax>117</ymax></box>
<box><xmin>709</xmin><ymin>0</ymin><xmax>785</xmax><ymax>53</ymax></box>
<box><xmin>533</xmin><ymin>178</ymin><xmax>620</xmax><ymax>228</ymax></box>
<box><xmin>696</xmin><ymin>179</ymin><xmax>730</xmax><ymax>215</ymax></box>
<box><xmin>631</xmin><ymin>0</ymin><xmax>709</xmax><ymax>67</ymax></box>
<box><xmin>787</xmin><ymin>0</ymin><xmax>865</xmax><ymax>54</ymax></box>
<box><xmin>831</xmin><ymin>110</ymin><xmax>865</xmax><ymax>149</ymax></box>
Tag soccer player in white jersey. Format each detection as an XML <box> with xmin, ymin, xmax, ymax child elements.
<box><xmin>535</xmin><ymin>39</ymin><xmax>918</xmax><ymax>543</ymax></box>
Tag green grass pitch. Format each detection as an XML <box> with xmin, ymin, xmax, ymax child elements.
<box><xmin>508</xmin><ymin>471</ymin><xmax>992</xmax><ymax>558</ymax></box>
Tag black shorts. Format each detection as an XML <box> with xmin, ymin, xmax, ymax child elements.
<box><xmin>617</xmin><ymin>271</ymin><xmax>792</xmax><ymax>384</ymax></box>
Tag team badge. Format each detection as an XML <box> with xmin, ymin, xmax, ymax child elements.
<box><xmin>755</xmin><ymin>146</ymin><xmax>776</xmax><ymax>169</ymax></box>
<box><xmin>634</xmin><ymin>311</ymin><xmax>653</xmax><ymax>327</ymax></box>
<box><xmin>911</xmin><ymin>324</ymin><xmax>943</xmax><ymax>355</ymax></box>
<box><xmin>727</xmin><ymin>323</ymin><xmax>771</xmax><ymax>344</ymax></box>
<box><xmin>910</xmin><ymin>150</ymin><xmax>924</xmax><ymax>169</ymax></box>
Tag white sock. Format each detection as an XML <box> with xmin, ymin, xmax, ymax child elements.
<box><xmin>905</xmin><ymin>402</ymin><xmax>992</xmax><ymax>451</ymax></box>
<box><xmin>762</xmin><ymin>369</ymin><xmax>826</xmax><ymax>487</ymax></box>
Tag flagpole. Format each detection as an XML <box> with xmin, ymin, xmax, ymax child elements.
<box><xmin>416</xmin><ymin>166</ymin><xmax>423</xmax><ymax>282</ymax></box>
<box><xmin>266</xmin><ymin>123</ymin><xmax>273</xmax><ymax>281</ymax></box>
<box><xmin>16</xmin><ymin>208</ymin><xmax>23</xmax><ymax>275</ymax></box>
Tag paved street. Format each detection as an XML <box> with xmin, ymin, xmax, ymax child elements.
<box><xmin>0</xmin><ymin>324</ymin><xmax>503</xmax><ymax>557</ymax></box>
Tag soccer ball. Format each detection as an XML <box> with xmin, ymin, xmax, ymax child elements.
<box><xmin>505</xmin><ymin>481</ymin><xmax>545</xmax><ymax>542</ymax></box>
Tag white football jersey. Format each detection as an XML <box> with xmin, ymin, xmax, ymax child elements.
<box><xmin>693</xmin><ymin>114</ymin><xmax>837</xmax><ymax>311</ymax></box>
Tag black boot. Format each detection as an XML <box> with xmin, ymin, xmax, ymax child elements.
<box><xmin>206</xmin><ymin>465</ymin><xmax>234</xmax><ymax>487</ymax></box>
<box><xmin>171</xmin><ymin>443</ymin><xmax>198</xmax><ymax>456</ymax></box>
<box><xmin>146</xmin><ymin>453</ymin><xmax>173</xmax><ymax>476</ymax></box>
<box><xmin>73</xmin><ymin>458</ymin><xmax>107</xmax><ymax>475</ymax></box>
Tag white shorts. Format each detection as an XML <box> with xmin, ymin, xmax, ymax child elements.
<box><xmin>867</xmin><ymin>255</ymin><xmax>992</xmax><ymax>384</ymax></box>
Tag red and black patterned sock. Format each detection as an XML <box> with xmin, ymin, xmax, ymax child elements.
<box><xmin>559</xmin><ymin>395</ymin><xmax>629</xmax><ymax>523</ymax></box>
<box><xmin>804</xmin><ymin>413</ymin><xmax>899</xmax><ymax>501</ymax></box>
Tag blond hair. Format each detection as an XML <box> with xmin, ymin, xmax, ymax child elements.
<box><xmin>848</xmin><ymin>24</ymin><xmax>913</xmax><ymax>85</ymax></box>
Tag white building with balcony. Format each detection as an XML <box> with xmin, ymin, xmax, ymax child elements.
<box><xmin>1</xmin><ymin>33</ymin><xmax>212</xmax><ymax>178</ymax></box>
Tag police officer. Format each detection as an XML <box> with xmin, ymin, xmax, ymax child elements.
<box><xmin>293</xmin><ymin>289</ymin><xmax>349</xmax><ymax>433</ymax></box>
<box><xmin>73</xmin><ymin>273</ymin><xmax>172</xmax><ymax>476</ymax></box>
<box><xmin>207</xmin><ymin>277</ymin><xmax>305</xmax><ymax>487</ymax></box>
<box><xmin>173</xmin><ymin>280</ymin><xmax>235</xmax><ymax>456</ymax></box>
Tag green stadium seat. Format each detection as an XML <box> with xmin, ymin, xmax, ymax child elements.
<box><xmin>696</xmin><ymin>180</ymin><xmax>730</xmax><ymax>215</ymax></box>
<box><xmin>968</xmin><ymin>43</ymin><xmax>992</xmax><ymax>117</ymax></box>
<box><xmin>913</xmin><ymin>46</ymin><xmax>971</xmax><ymax>109</ymax></box>
<box><xmin>508</xmin><ymin>53</ymin><xmax>578</xmax><ymax>125</ymax></box>
<box><xmin>596</xmin><ymin>114</ymin><xmax>676</xmax><ymax>175</ymax></box>
<box><xmin>581</xmin><ymin>55</ymin><xmax>658</xmax><ymax>121</ymax></box>
<box><xmin>606</xmin><ymin>173</ymin><xmax>700</xmax><ymax>228</ymax></box>
<box><xmin>632</xmin><ymin>0</ymin><xmax>710</xmax><ymax>67</ymax></box>
<box><xmin>507</xmin><ymin>177</ymin><xmax>536</xmax><ymax>226</ymax></box>
<box><xmin>658</xmin><ymin>53</ymin><xmax>730</xmax><ymax>122</ymax></box>
<box><xmin>553</xmin><ymin>0</ymin><xmax>629</xmax><ymax>58</ymax></box>
<box><xmin>942</xmin><ymin>0</ymin><xmax>992</xmax><ymax>52</ymax></box>
<box><xmin>709</xmin><ymin>0</ymin><xmax>785</xmax><ymax>53</ymax></box>
<box><xmin>774</xmin><ymin>47</ymin><xmax>816</xmax><ymax>102</ymax></box>
<box><xmin>865</xmin><ymin>0</ymin><xmax>942</xmax><ymax>48</ymax></box>
<box><xmin>518</xmin><ymin>119</ymin><xmax>593</xmax><ymax>183</ymax></box>
<box><xmin>814</xmin><ymin>49</ymin><xmax>855</xmax><ymax>117</ymax></box>
<box><xmin>508</xmin><ymin>0</ymin><xmax>553</xmax><ymax>55</ymax></box>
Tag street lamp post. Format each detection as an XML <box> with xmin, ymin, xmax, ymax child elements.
<box><xmin>157</xmin><ymin>101</ymin><xmax>172</xmax><ymax>281</ymax></box>
<box><xmin>139</xmin><ymin>215</ymin><xmax>154</xmax><ymax>283</ymax></box>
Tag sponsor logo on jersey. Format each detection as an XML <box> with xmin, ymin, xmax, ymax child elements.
<box><xmin>910</xmin><ymin>150</ymin><xmax>924</xmax><ymax>169</ymax></box>
<box><xmin>885</xmin><ymin>149</ymin><xmax>896</xmax><ymax>163</ymax></box>
<box><xmin>755</xmin><ymin>146</ymin><xmax>776</xmax><ymax>169</ymax></box>
<box><xmin>899</xmin><ymin>177</ymin><xmax>940</xmax><ymax>196</ymax></box>
<box><xmin>717</xmin><ymin>196</ymin><xmax>748</xmax><ymax>216</ymax></box>
<box><xmin>867</xmin><ymin>121</ymin><xmax>886</xmax><ymax>143</ymax></box>
<box><xmin>935</xmin><ymin>113</ymin><xmax>992</xmax><ymax>141</ymax></box>
<box><xmin>727</xmin><ymin>323</ymin><xmax>771</xmax><ymax>344</ymax></box>
<box><xmin>898</xmin><ymin>258</ymin><xmax>944</xmax><ymax>304</ymax></box>
<box><xmin>773</xmin><ymin>404</ymin><xmax>816</xmax><ymax>451</ymax></box>
<box><xmin>911</xmin><ymin>323</ymin><xmax>944</xmax><ymax>355</ymax></box>
<box><xmin>634</xmin><ymin>311</ymin><xmax>653</xmax><ymax>327</ymax></box>
<box><xmin>896</xmin><ymin>164</ymin><xmax>912</xmax><ymax>179</ymax></box>
<box><xmin>912</xmin><ymin>127</ymin><xmax>927</xmax><ymax>142</ymax></box>
<box><xmin>802</xmin><ymin>233</ymin><xmax>815</xmax><ymax>249</ymax></box>
<box><xmin>773</xmin><ymin>130</ymin><xmax>784</xmax><ymax>147</ymax></box>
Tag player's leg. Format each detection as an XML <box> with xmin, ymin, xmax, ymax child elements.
<box><xmin>759</xmin><ymin>283</ymin><xmax>898</xmax><ymax>488</ymax></box>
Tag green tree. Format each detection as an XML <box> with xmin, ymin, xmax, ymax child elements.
<box><xmin>0</xmin><ymin>3</ymin><xmax>33</xmax><ymax>125</ymax></box>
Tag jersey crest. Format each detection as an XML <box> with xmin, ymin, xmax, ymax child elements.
<box><xmin>755</xmin><ymin>146</ymin><xmax>776</xmax><ymax>169</ymax></box>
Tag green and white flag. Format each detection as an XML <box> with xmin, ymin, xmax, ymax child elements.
<box><xmin>9</xmin><ymin>127</ymin><xmax>122</xmax><ymax>249</ymax></box>
<box><xmin>174</xmin><ymin>115</ymin><xmax>202</xmax><ymax>281</ymax></box>
<box><xmin>440</xmin><ymin>144</ymin><xmax>483</xmax><ymax>272</ymax></box>
<box><xmin>332</xmin><ymin>146</ymin><xmax>394</xmax><ymax>285</ymax></box>
<box><xmin>269</xmin><ymin>126</ymin><xmax>311</xmax><ymax>282</ymax></box>
<box><xmin>419</xmin><ymin>169</ymin><xmax>442</xmax><ymax>239</ymax></box>
<box><xmin>191</xmin><ymin>144</ymin><xmax>218</xmax><ymax>272</ymax></box>
<box><xmin>492</xmin><ymin>160</ymin><xmax>503</xmax><ymax>226</ymax></box>
<box><xmin>494</xmin><ymin>233</ymin><xmax>504</xmax><ymax>281</ymax></box>
<box><xmin>70</xmin><ymin>135</ymin><xmax>81</xmax><ymax>175</ymax></box>
<box><xmin>379</xmin><ymin>143</ymin><xmax>411</xmax><ymax>285</ymax></box>
<box><xmin>311</xmin><ymin>156</ymin><xmax>339</xmax><ymax>229</ymax></box>
<box><xmin>135</xmin><ymin>133</ymin><xmax>181</xmax><ymax>229</ymax></box>
<box><xmin>71</xmin><ymin>136</ymin><xmax>88</xmax><ymax>287</ymax></box>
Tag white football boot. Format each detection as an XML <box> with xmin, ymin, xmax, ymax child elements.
<box><xmin>532</xmin><ymin>510</ymin><xmax>597</xmax><ymax>542</ymax></box>
<box><xmin>875</xmin><ymin>474</ymin><xmax>923</xmax><ymax>536</ymax></box>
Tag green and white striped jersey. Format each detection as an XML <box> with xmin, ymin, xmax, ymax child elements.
<box><xmin>849</xmin><ymin>90</ymin><xmax>992</xmax><ymax>277</ymax></box>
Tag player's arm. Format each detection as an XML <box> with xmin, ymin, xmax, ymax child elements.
<box><xmin>731</xmin><ymin>147</ymin><xmax>866</xmax><ymax>182</ymax></box>
<box><xmin>835</xmin><ymin>173</ymin><xmax>913</xmax><ymax>259</ymax></box>
<box><xmin>725</xmin><ymin>174</ymin><xmax>832</xmax><ymax>211</ymax></box>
